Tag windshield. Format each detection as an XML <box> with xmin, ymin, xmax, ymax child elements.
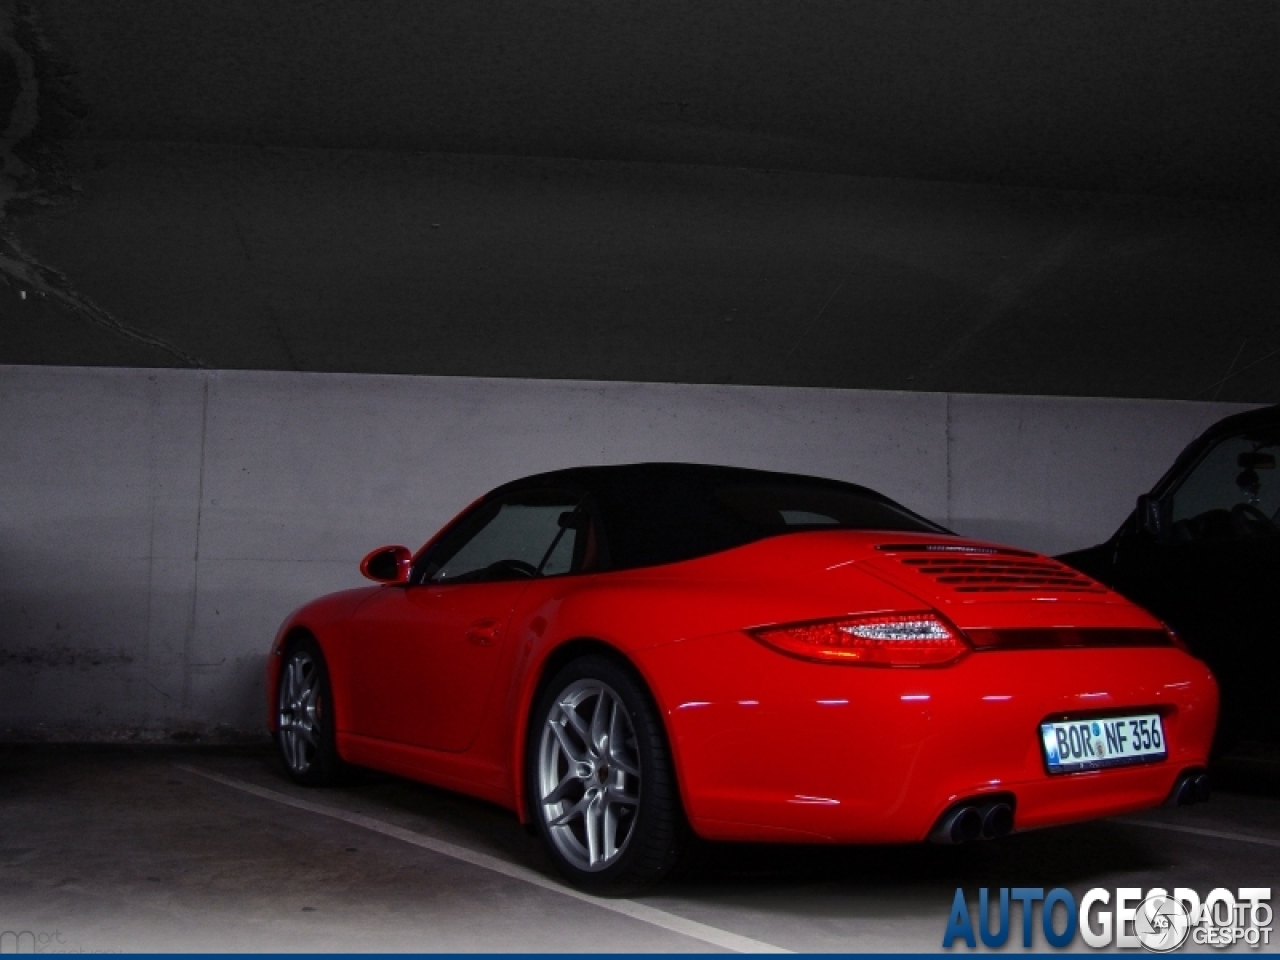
<box><xmin>1169</xmin><ymin>428</ymin><xmax>1280</xmax><ymax>540</ymax></box>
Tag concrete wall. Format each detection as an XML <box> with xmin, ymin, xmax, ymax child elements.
<box><xmin>0</xmin><ymin>365</ymin><xmax>1251</xmax><ymax>740</ymax></box>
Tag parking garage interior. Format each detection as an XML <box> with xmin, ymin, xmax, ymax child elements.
<box><xmin>2</xmin><ymin>0</ymin><xmax>1279</xmax><ymax>953</ymax></box>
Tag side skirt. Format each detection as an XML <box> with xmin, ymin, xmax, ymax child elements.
<box><xmin>337</xmin><ymin>731</ymin><xmax>516</xmax><ymax>811</ymax></box>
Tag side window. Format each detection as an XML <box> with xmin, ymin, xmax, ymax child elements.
<box><xmin>420</xmin><ymin>489</ymin><xmax>593</xmax><ymax>583</ymax></box>
<box><xmin>1168</xmin><ymin>431</ymin><xmax>1280</xmax><ymax>541</ymax></box>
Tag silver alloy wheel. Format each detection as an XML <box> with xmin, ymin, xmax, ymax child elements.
<box><xmin>277</xmin><ymin>648</ymin><xmax>322</xmax><ymax>774</ymax></box>
<box><xmin>536</xmin><ymin>678</ymin><xmax>642</xmax><ymax>872</ymax></box>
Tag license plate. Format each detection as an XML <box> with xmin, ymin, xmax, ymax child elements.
<box><xmin>1040</xmin><ymin>713</ymin><xmax>1167</xmax><ymax>774</ymax></box>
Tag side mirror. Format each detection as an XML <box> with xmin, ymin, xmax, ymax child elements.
<box><xmin>1135</xmin><ymin>494</ymin><xmax>1170</xmax><ymax>539</ymax></box>
<box><xmin>360</xmin><ymin>545</ymin><xmax>412</xmax><ymax>584</ymax></box>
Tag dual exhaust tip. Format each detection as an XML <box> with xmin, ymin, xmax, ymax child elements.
<box><xmin>1169</xmin><ymin>770</ymin><xmax>1210</xmax><ymax>807</ymax></box>
<box><xmin>931</xmin><ymin>771</ymin><xmax>1207</xmax><ymax>844</ymax></box>
<box><xmin>930</xmin><ymin>798</ymin><xmax>1015</xmax><ymax>844</ymax></box>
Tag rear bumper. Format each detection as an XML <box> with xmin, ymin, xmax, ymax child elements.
<box><xmin>635</xmin><ymin>634</ymin><xmax>1218</xmax><ymax>843</ymax></box>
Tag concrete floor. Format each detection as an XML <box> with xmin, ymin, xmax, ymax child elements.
<box><xmin>2</xmin><ymin>744</ymin><xmax>1278</xmax><ymax>953</ymax></box>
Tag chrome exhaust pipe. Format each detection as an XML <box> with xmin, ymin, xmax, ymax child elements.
<box><xmin>929</xmin><ymin>805</ymin><xmax>983</xmax><ymax>844</ymax></box>
<box><xmin>1171</xmin><ymin>775</ymin><xmax>1196</xmax><ymax>806</ymax></box>
<box><xmin>1193</xmin><ymin>773</ymin><xmax>1211</xmax><ymax>803</ymax></box>
<box><xmin>1168</xmin><ymin>770</ymin><xmax>1210</xmax><ymax>806</ymax></box>
<box><xmin>980</xmin><ymin>801</ymin><xmax>1014</xmax><ymax>839</ymax></box>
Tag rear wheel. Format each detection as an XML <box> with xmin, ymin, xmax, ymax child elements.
<box><xmin>527</xmin><ymin>655</ymin><xmax>688</xmax><ymax>892</ymax></box>
<box><xmin>276</xmin><ymin>638</ymin><xmax>342</xmax><ymax>786</ymax></box>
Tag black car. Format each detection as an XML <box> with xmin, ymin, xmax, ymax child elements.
<box><xmin>1061</xmin><ymin>404</ymin><xmax>1280</xmax><ymax>750</ymax></box>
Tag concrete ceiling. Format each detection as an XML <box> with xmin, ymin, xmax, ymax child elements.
<box><xmin>29</xmin><ymin>0</ymin><xmax>1280</xmax><ymax>200</ymax></box>
<box><xmin>1</xmin><ymin>1</ymin><xmax>1277</xmax><ymax>400</ymax></box>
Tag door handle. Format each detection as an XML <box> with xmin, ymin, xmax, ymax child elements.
<box><xmin>465</xmin><ymin>618</ymin><xmax>502</xmax><ymax>646</ymax></box>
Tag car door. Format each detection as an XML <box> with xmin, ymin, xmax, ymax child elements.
<box><xmin>347</xmin><ymin>486</ymin><xmax>588</xmax><ymax>752</ymax></box>
<box><xmin>1107</xmin><ymin>427</ymin><xmax>1280</xmax><ymax>741</ymax></box>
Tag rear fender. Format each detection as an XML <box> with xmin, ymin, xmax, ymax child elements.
<box><xmin>505</xmin><ymin>572</ymin><xmax>924</xmax><ymax>823</ymax></box>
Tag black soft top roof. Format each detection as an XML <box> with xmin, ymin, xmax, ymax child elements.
<box><xmin>484</xmin><ymin>462</ymin><xmax>948</xmax><ymax>571</ymax></box>
<box><xmin>490</xmin><ymin>461</ymin><xmax>896</xmax><ymax>494</ymax></box>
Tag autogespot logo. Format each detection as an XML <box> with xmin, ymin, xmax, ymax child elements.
<box><xmin>942</xmin><ymin>886</ymin><xmax>1273</xmax><ymax>951</ymax></box>
<box><xmin>0</xmin><ymin>929</ymin><xmax>66</xmax><ymax>954</ymax></box>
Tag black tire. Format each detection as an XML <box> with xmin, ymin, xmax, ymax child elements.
<box><xmin>526</xmin><ymin>655</ymin><xmax>688</xmax><ymax>892</ymax></box>
<box><xmin>275</xmin><ymin>637</ymin><xmax>343</xmax><ymax>786</ymax></box>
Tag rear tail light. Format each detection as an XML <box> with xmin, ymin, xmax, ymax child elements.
<box><xmin>750</xmin><ymin>612</ymin><xmax>969</xmax><ymax>667</ymax></box>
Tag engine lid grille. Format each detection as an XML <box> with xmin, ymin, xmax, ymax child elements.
<box><xmin>874</xmin><ymin>543</ymin><xmax>1107</xmax><ymax>595</ymax></box>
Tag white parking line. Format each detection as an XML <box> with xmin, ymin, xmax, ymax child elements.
<box><xmin>1115</xmin><ymin>817</ymin><xmax>1280</xmax><ymax>849</ymax></box>
<box><xmin>175</xmin><ymin>764</ymin><xmax>789</xmax><ymax>954</ymax></box>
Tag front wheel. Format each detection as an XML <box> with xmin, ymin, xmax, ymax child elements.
<box><xmin>275</xmin><ymin>638</ymin><xmax>342</xmax><ymax>786</ymax></box>
<box><xmin>527</xmin><ymin>655</ymin><xmax>688</xmax><ymax>891</ymax></box>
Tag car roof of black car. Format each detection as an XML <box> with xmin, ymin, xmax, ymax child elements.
<box><xmin>1197</xmin><ymin>402</ymin><xmax>1280</xmax><ymax>437</ymax></box>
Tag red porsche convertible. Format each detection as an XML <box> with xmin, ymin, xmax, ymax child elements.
<box><xmin>267</xmin><ymin>463</ymin><xmax>1218</xmax><ymax>890</ymax></box>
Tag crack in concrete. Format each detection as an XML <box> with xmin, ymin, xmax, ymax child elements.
<box><xmin>0</xmin><ymin>0</ymin><xmax>204</xmax><ymax>368</ymax></box>
<box><xmin>0</xmin><ymin>233</ymin><xmax>205</xmax><ymax>366</ymax></box>
<box><xmin>0</xmin><ymin>1</ymin><xmax>37</xmax><ymax>185</ymax></box>
<box><xmin>914</xmin><ymin>220</ymin><xmax>1090</xmax><ymax>392</ymax></box>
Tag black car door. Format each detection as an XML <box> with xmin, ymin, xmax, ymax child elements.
<box><xmin>1103</xmin><ymin>427</ymin><xmax>1280</xmax><ymax>744</ymax></box>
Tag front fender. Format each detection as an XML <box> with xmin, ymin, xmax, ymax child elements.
<box><xmin>264</xmin><ymin>586</ymin><xmax>380</xmax><ymax>733</ymax></box>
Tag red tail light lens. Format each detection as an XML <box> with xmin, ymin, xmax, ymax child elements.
<box><xmin>750</xmin><ymin>612</ymin><xmax>969</xmax><ymax>667</ymax></box>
